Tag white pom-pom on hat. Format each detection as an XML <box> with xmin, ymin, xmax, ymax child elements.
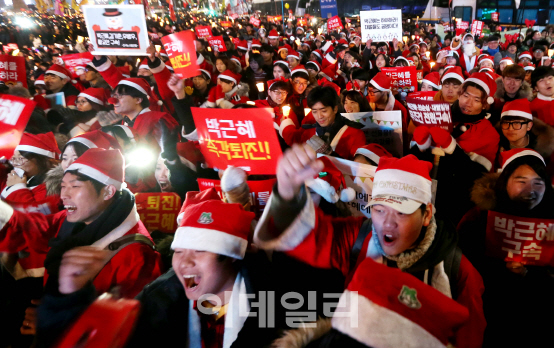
<box><xmin>221</xmin><ymin>166</ymin><xmax>248</xmax><ymax>192</ymax></box>
<box><xmin>340</xmin><ymin>187</ymin><xmax>356</xmax><ymax>202</ymax></box>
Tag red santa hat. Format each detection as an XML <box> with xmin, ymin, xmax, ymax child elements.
<box><xmin>355</xmin><ymin>144</ymin><xmax>393</xmax><ymax>165</ymax></box>
<box><xmin>35</xmin><ymin>74</ymin><xmax>45</xmax><ymax>86</ymax></box>
<box><xmin>78</xmin><ymin>87</ymin><xmax>107</xmax><ymax>106</ymax></box>
<box><xmin>287</xmin><ymin>49</ymin><xmax>300</xmax><ymax>60</ymax></box>
<box><xmin>171</xmin><ymin>188</ymin><xmax>255</xmax><ymax>259</ymax></box>
<box><xmin>291</xmin><ymin>64</ymin><xmax>309</xmax><ymax>78</ymax></box>
<box><xmin>278</xmin><ymin>44</ymin><xmax>292</xmax><ymax>54</ymax></box>
<box><xmin>198</xmin><ymin>61</ymin><xmax>212</xmax><ymax>79</ymax></box>
<box><xmin>273</xmin><ymin>60</ymin><xmax>290</xmax><ymax>69</ymax></box>
<box><xmin>465</xmin><ymin>71</ymin><xmax>497</xmax><ymax>104</ymax></box>
<box><xmin>251</xmin><ymin>38</ymin><xmax>262</xmax><ymax>48</ymax></box>
<box><xmin>306</xmin><ymin>60</ymin><xmax>321</xmax><ymax>72</ymax></box>
<box><xmin>306</xmin><ymin>156</ymin><xmax>356</xmax><ymax>203</ymax></box>
<box><xmin>478</xmin><ymin>54</ymin><xmax>494</xmax><ymax>66</ymax></box>
<box><xmin>46</xmin><ymin>64</ymin><xmax>72</xmax><ymax>80</ymax></box>
<box><xmin>138</xmin><ymin>59</ymin><xmax>150</xmax><ymax>70</ymax></box>
<box><xmin>394</xmin><ymin>56</ymin><xmax>409</xmax><ymax>65</ymax></box>
<box><xmin>67</xmin><ymin>130</ymin><xmax>121</xmax><ymax>150</ymax></box>
<box><xmin>268</xmin><ymin>29</ymin><xmax>280</xmax><ymax>39</ymax></box>
<box><xmin>500</xmin><ymin>57</ymin><xmax>514</xmax><ymax>66</ymax></box>
<box><xmin>369</xmin><ymin>155</ymin><xmax>433</xmax><ymax>214</ymax></box>
<box><xmin>501</xmin><ymin>98</ymin><xmax>533</xmax><ymax>121</ymax></box>
<box><xmin>312</xmin><ymin>49</ymin><xmax>323</xmax><ymax>60</ymax></box>
<box><xmin>518</xmin><ymin>51</ymin><xmax>533</xmax><ymax>60</ymax></box>
<box><xmin>218</xmin><ymin>69</ymin><xmax>241</xmax><ymax>85</ymax></box>
<box><xmin>176</xmin><ymin>141</ymin><xmax>204</xmax><ymax>172</ymax></box>
<box><xmin>422</xmin><ymin>72</ymin><xmax>441</xmax><ymax>90</ymax></box>
<box><xmin>370</xmin><ymin>72</ymin><xmax>391</xmax><ymax>92</ymax></box>
<box><xmin>230</xmin><ymin>56</ymin><xmax>241</xmax><ymax>66</ymax></box>
<box><xmin>441</xmin><ymin>66</ymin><xmax>465</xmax><ymax>84</ymax></box>
<box><xmin>116</xmin><ymin>78</ymin><xmax>150</xmax><ymax>98</ymax></box>
<box><xmin>16</xmin><ymin>132</ymin><xmax>60</xmax><ymax>159</ymax></box>
<box><xmin>410</xmin><ymin>42</ymin><xmax>419</xmax><ymax>50</ymax></box>
<box><xmin>65</xmin><ymin>148</ymin><xmax>125</xmax><ymax>190</ymax></box>
<box><xmin>500</xmin><ymin>148</ymin><xmax>545</xmax><ymax>171</ymax></box>
<box><xmin>332</xmin><ymin>258</ymin><xmax>469</xmax><ymax>348</ymax></box>
<box><xmin>523</xmin><ymin>64</ymin><xmax>535</xmax><ymax>71</ymax></box>
<box><xmin>117</xmin><ymin>66</ymin><xmax>131</xmax><ymax>78</ymax></box>
<box><xmin>237</xmin><ymin>40</ymin><xmax>248</xmax><ymax>51</ymax></box>
<box><xmin>337</xmin><ymin>39</ymin><xmax>349</xmax><ymax>48</ymax></box>
<box><xmin>267</xmin><ymin>76</ymin><xmax>288</xmax><ymax>89</ymax></box>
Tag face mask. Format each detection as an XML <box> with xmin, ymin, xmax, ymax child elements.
<box><xmin>463</xmin><ymin>42</ymin><xmax>475</xmax><ymax>54</ymax></box>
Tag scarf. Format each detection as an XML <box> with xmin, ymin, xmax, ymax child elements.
<box><xmin>43</xmin><ymin>189</ymin><xmax>135</xmax><ymax>294</ymax></box>
<box><xmin>302</xmin><ymin>115</ymin><xmax>363</xmax><ymax>143</ymax></box>
<box><xmin>450</xmin><ymin>100</ymin><xmax>488</xmax><ymax>129</ymax></box>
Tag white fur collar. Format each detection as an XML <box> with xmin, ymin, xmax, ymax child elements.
<box><xmin>537</xmin><ymin>93</ymin><xmax>553</xmax><ymax>101</ymax></box>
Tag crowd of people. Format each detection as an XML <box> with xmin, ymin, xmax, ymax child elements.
<box><xmin>1</xmin><ymin>9</ymin><xmax>554</xmax><ymax>348</ymax></box>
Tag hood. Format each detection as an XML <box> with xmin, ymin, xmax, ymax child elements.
<box><xmin>531</xmin><ymin>117</ymin><xmax>554</xmax><ymax>159</ymax></box>
<box><xmin>270</xmin><ymin>318</ymin><xmax>331</xmax><ymax>348</ymax></box>
<box><xmin>470</xmin><ymin>172</ymin><xmax>500</xmax><ymax>211</ymax></box>
<box><xmin>45</xmin><ymin>164</ymin><xmax>64</xmax><ymax>197</ymax></box>
<box><xmin>236</xmin><ymin>82</ymin><xmax>250</xmax><ymax>97</ymax></box>
<box><xmin>494</xmin><ymin>77</ymin><xmax>533</xmax><ymax>102</ymax></box>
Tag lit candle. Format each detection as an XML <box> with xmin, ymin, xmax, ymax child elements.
<box><xmin>304</xmin><ymin>108</ymin><xmax>311</xmax><ymax>116</ymax></box>
<box><xmin>549</xmin><ymin>49</ymin><xmax>554</xmax><ymax>58</ymax></box>
<box><xmin>411</xmin><ymin>35</ymin><xmax>415</xmax><ymax>40</ymax></box>
<box><xmin>256</xmin><ymin>82</ymin><xmax>265</xmax><ymax>92</ymax></box>
<box><xmin>282</xmin><ymin>105</ymin><xmax>290</xmax><ymax>117</ymax></box>
<box><xmin>425</xmin><ymin>51</ymin><xmax>430</xmax><ymax>58</ymax></box>
<box><xmin>430</xmin><ymin>62</ymin><xmax>435</xmax><ymax>69</ymax></box>
<box><xmin>402</xmin><ymin>36</ymin><xmax>408</xmax><ymax>43</ymax></box>
<box><xmin>247</xmin><ymin>101</ymin><xmax>256</xmax><ymax>105</ymax></box>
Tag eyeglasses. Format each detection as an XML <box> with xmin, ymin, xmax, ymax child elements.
<box><xmin>9</xmin><ymin>156</ymin><xmax>28</xmax><ymax>166</ymax></box>
<box><xmin>292</xmin><ymin>81</ymin><xmax>307</xmax><ymax>87</ymax></box>
<box><xmin>270</xmin><ymin>90</ymin><xmax>287</xmax><ymax>96</ymax></box>
<box><xmin>500</xmin><ymin>121</ymin><xmax>530</xmax><ymax>130</ymax></box>
<box><xmin>367</xmin><ymin>89</ymin><xmax>382</xmax><ymax>95</ymax></box>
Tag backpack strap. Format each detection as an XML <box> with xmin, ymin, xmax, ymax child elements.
<box><xmin>442</xmin><ymin>246</ymin><xmax>463</xmax><ymax>300</ymax></box>
<box><xmin>349</xmin><ymin>219</ymin><xmax>372</xmax><ymax>274</ymax></box>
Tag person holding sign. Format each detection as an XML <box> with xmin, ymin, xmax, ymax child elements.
<box><xmin>44</xmin><ymin>64</ymin><xmax>81</xmax><ymax>107</ymax></box>
<box><xmin>254</xmin><ymin>147</ymin><xmax>485</xmax><ymax>348</ymax></box>
<box><xmin>458</xmin><ymin>148</ymin><xmax>554</xmax><ymax>347</ymax></box>
<box><xmin>367</xmin><ymin>72</ymin><xmax>408</xmax><ymax>127</ymax></box>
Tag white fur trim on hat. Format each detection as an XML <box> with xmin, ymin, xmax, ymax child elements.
<box><xmin>332</xmin><ymin>290</ymin><xmax>446</xmax><ymax>348</ymax></box>
<box><xmin>15</xmin><ymin>145</ymin><xmax>57</xmax><ymax>159</ymax></box>
<box><xmin>441</xmin><ymin>72</ymin><xmax>464</xmax><ymax>84</ymax></box>
<box><xmin>369</xmin><ymin>79</ymin><xmax>390</xmax><ymax>92</ymax></box>
<box><xmin>501</xmin><ymin>150</ymin><xmax>545</xmax><ymax>171</ymax></box>
<box><xmin>500</xmin><ymin>109</ymin><xmax>533</xmax><ymax>120</ymax></box>
<box><xmin>78</xmin><ymin>92</ymin><xmax>104</xmax><ymax>106</ymax></box>
<box><xmin>199</xmin><ymin>69</ymin><xmax>211</xmax><ymax>78</ymax></box>
<box><xmin>291</xmin><ymin>68</ymin><xmax>309</xmax><ymax>77</ymax></box>
<box><xmin>117</xmin><ymin>80</ymin><xmax>149</xmax><ymax>97</ymax></box>
<box><xmin>66</xmin><ymin>162</ymin><xmax>123</xmax><ymax>190</ymax></box>
<box><xmin>46</xmin><ymin>70</ymin><xmax>69</xmax><ymax>80</ymax></box>
<box><xmin>355</xmin><ymin>148</ymin><xmax>381</xmax><ymax>165</ymax></box>
<box><xmin>465</xmin><ymin>77</ymin><xmax>490</xmax><ymax>94</ymax></box>
<box><xmin>422</xmin><ymin>79</ymin><xmax>441</xmax><ymax>90</ymax></box>
<box><xmin>219</xmin><ymin>74</ymin><xmax>237</xmax><ymax>84</ymax></box>
<box><xmin>519</xmin><ymin>53</ymin><xmax>532</xmax><ymax>60</ymax></box>
<box><xmin>67</xmin><ymin>137</ymin><xmax>97</xmax><ymax>149</ymax></box>
<box><xmin>372</xmin><ymin>168</ymin><xmax>432</xmax><ymax>205</ymax></box>
<box><xmin>171</xmin><ymin>226</ymin><xmax>248</xmax><ymax>259</ymax></box>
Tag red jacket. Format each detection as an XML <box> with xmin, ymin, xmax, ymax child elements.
<box><xmin>530</xmin><ymin>93</ymin><xmax>554</xmax><ymax>126</ymax></box>
<box><xmin>0</xmin><ymin>203</ymin><xmax>163</xmax><ymax>298</ymax></box>
<box><xmin>253</xmin><ymin>99</ymin><xmax>300</xmax><ymax>128</ymax></box>
<box><xmin>255</xmin><ymin>198</ymin><xmax>486</xmax><ymax>348</ymax></box>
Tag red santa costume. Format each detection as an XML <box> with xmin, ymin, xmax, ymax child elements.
<box><xmin>0</xmin><ymin>149</ymin><xmax>163</xmax><ymax>298</ymax></box>
<box><xmin>451</xmin><ymin>33</ymin><xmax>480</xmax><ymax>76</ymax></box>
<box><xmin>45</xmin><ymin>64</ymin><xmax>80</xmax><ymax>106</ymax></box>
<box><xmin>204</xmin><ymin>70</ymin><xmax>250</xmax><ymax>109</ymax></box>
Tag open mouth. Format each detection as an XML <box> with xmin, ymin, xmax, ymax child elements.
<box><xmin>64</xmin><ymin>205</ymin><xmax>77</xmax><ymax>214</ymax></box>
<box><xmin>183</xmin><ymin>274</ymin><xmax>200</xmax><ymax>291</ymax></box>
<box><xmin>382</xmin><ymin>232</ymin><xmax>397</xmax><ymax>246</ymax></box>
<box><xmin>159</xmin><ymin>181</ymin><xmax>169</xmax><ymax>190</ymax></box>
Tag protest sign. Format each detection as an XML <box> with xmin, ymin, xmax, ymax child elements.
<box><xmin>320</xmin><ymin>0</ymin><xmax>338</xmax><ymax>18</ymax></box>
<box><xmin>486</xmin><ymin>211</ymin><xmax>554</xmax><ymax>266</ymax></box>
<box><xmin>471</xmin><ymin>20</ymin><xmax>484</xmax><ymax>38</ymax></box>
<box><xmin>360</xmin><ymin>9</ymin><xmax>402</xmax><ymax>42</ymax></box>
<box><xmin>406</xmin><ymin>97</ymin><xmax>452</xmax><ymax>132</ymax></box>
<box><xmin>342</xmin><ymin>111</ymin><xmax>403</xmax><ymax>157</ymax></box>
<box><xmin>327</xmin><ymin>15</ymin><xmax>343</xmax><ymax>31</ymax></box>
<box><xmin>267</xmin><ymin>15</ymin><xmax>283</xmax><ymax>22</ymax></box>
<box><xmin>318</xmin><ymin>155</ymin><xmax>376</xmax><ymax>218</ymax></box>
<box><xmin>382</xmin><ymin>66</ymin><xmax>418</xmax><ymax>93</ymax></box>
<box><xmin>250</xmin><ymin>16</ymin><xmax>261</xmax><ymax>27</ymax></box>
<box><xmin>408</xmin><ymin>91</ymin><xmax>438</xmax><ymax>101</ymax></box>
<box><xmin>192</xmin><ymin>107</ymin><xmax>282</xmax><ymax>174</ymax></box>
<box><xmin>456</xmin><ymin>20</ymin><xmax>469</xmax><ymax>30</ymax></box>
<box><xmin>59</xmin><ymin>52</ymin><xmax>94</xmax><ymax>77</ymax></box>
<box><xmin>416</xmin><ymin>70</ymin><xmax>424</xmax><ymax>81</ymax></box>
<box><xmin>0</xmin><ymin>95</ymin><xmax>36</xmax><ymax>160</ymax></box>
<box><xmin>83</xmin><ymin>5</ymin><xmax>149</xmax><ymax>56</ymax></box>
<box><xmin>207</xmin><ymin>36</ymin><xmax>227</xmax><ymax>52</ymax></box>
<box><xmin>297</xmin><ymin>18</ymin><xmax>307</xmax><ymax>26</ymax></box>
<box><xmin>197</xmin><ymin>178</ymin><xmax>276</xmax><ymax>218</ymax></box>
<box><xmin>195</xmin><ymin>25</ymin><xmax>213</xmax><ymax>38</ymax></box>
<box><xmin>136</xmin><ymin>192</ymin><xmax>181</xmax><ymax>233</ymax></box>
<box><xmin>491</xmin><ymin>12</ymin><xmax>499</xmax><ymax>22</ymax></box>
<box><xmin>0</xmin><ymin>56</ymin><xmax>27</xmax><ymax>88</ymax></box>
<box><xmin>161</xmin><ymin>31</ymin><xmax>199</xmax><ymax>79</ymax></box>
<box><xmin>220</xmin><ymin>21</ymin><xmax>233</xmax><ymax>28</ymax></box>
<box><xmin>2</xmin><ymin>43</ymin><xmax>18</xmax><ymax>53</ymax></box>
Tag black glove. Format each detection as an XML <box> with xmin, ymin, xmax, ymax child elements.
<box><xmin>160</xmin><ymin>121</ymin><xmax>179</xmax><ymax>161</ymax></box>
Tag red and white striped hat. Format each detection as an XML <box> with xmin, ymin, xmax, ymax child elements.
<box><xmin>46</xmin><ymin>64</ymin><xmax>72</xmax><ymax>80</ymax></box>
<box><xmin>16</xmin><ymin>132</ymin><xmax>60</xmax><ymax>159</ymax></box>
<box><xmin>422</xmin><ymin>72</ymin><xmax>441</xmax><ymax>90</ymax></box>
<box><xmin>501</xmin><ymin>98</ymin><xmax>533</xmax><ymax>121</ymax></box>
<box><xmin>355</xmin><ymin>144</ymin><xmax>393</xmax><ymax>165</ymax></box>
<box><xmin>218</xmin><ymin>69</ymin><xmax>241</xmax><ymax>84</ymax></box>
<box><xmin>368</xmin><ymin>154</ymin><xmax>433</xmax><ymax>214</ymax></box>
<box><xmin>370</xmin><ymin>72</ymin><xmax>392</xmax><ymax>92</ymax></box>
<box><xmin>333</xmin><ymin>258</ymin><xmax>469</xmax><ymax>348</ymax></box>
<box><xmin>171</xmin><ymin>188</ymin><xmax>255</xmax><ymax>259</ymax></box>
<box><xmin>290</xmin><ymin>64</ymin><xmax>309</xmax><ymax>77</ymax></box>
<box><xmin>78</xmin><ymin>87</ymin><xmax>107</xmax><ymax>106</ymax></box>
<box><xmin>268</xmin><ymin>29</ymin><xmax>280</xmax><ymax>39</ymax></box>
<box><xmin>65</xmin><ymin>148</ymin><xmax>125</xmax><ymax>190</ymax></box>
<box><xmin>465</xmin><ymin>71</ymin><xmax>497</xmax><ymax>104</ymax></box>
<box><xmin>519</xmin><ymin>51</ymin><xmax>533</xmax><ymax>60</ymax></box>
<box><xmin>441</xmin><ymin>66</ymin><xmax>465</xmax><ymax>84</ymax></box>
<box><xmin>67</xmin><ymin>130</ymin><xmax>121</xmax><ymax>150</ymax></box>
<box><xmin>478</xmin><ymin>54</ymin><xmax>494</xmax><ymax>66</ymax></box>
<box><xmin>500</xmin><ymin>148</ymin><xmax>545</xmax><ymax>171</ymax></box>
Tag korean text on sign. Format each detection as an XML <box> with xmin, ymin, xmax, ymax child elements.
<box><xmin>136</xmin><ymin>193</ymin><xmax>181</xmax><ymax>233</ymax></box>
<box><xmin>486</xmin><ymin>211</ymin><xmax>554</xmax><ymax>266</ymax></box>
<box><xmin>195</xmin><ymin>26</ymin><xmax>213</xmax><ymax>38</ymax></box>
<box><xmin>327</xmin><ymin>16</ymin><xmax>343</xmax><ymax>31</ymax></box>
<box><xmin>0</xmin><ymin>56</ymin><xmax>27</xmax><ymax>88</ymax></box>
<box><xmin>161</xmin><ymin>31</ymin><xmax>199</xmax><ymax>79</ymax></box>
<box><xmin>406</xmin><ymin>97</ymin><xmax>452</xmax><ymax>132</ymax></box>
<box><xmin>192</xmin><ymin>107</ymin><xmax>283</xmax><ymax>175</ymax></box>
<box><xmin>208</xmin><ymin>36</ymin><xmax>227</xmax><ymax>52</ymax></box>
<box><xmin>360</xmin><ymin>10</ymin><xmax>402</xmax><ymax>42</ymax></box>
<box><xmin>382</xmin><ymin>66</ymin><xmax>418</xmax><ymax>93</ymax></box>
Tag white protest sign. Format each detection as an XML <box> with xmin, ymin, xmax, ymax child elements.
<box><xmin>316</xmin><ymin>154</ymin><xmax>376</xmax><ymax>218</ymax></box>
<box><xmin>360</xmin><ymin>10</ymin><xmax>402</xmax><ymax>42</ymax></box>
<box><xmin>342</xmin><ymin>111</ymin><xmax>403</xmax><ymax>157</ymax></box>
<box><xmin>83</xmin><ymin>5</ymin><xmax>149</xmax><ymax>56</ymax></box>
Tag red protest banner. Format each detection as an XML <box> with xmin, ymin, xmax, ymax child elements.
<box><xmin>208</xmin><ymin>36</ymin><xmax>227</xmax><ymax>52</ymax></box>
<box><xmin>136</xmin><ymin>192</ymin><xmax>181</xmax><ymax>233</ymax></box>
<box><xmin>191</xmin><ymin>107</ymin><xmax>282</xmax><ymax>174</ymax></box>
<box><xmin>491</xmin><ymin>12</ymin><xmax>499</xmax><ymax>22</ymax></box>
<box><xmin>471</xmin><ymin>20</ymin><xmax>484</xmax><ymax>37</ymax></box>
<box><xmin>0</xmin><ymin>56</ymin><xmax>28</xmax><ymax>88</ymax></box>
<box><xmin>408</xmin><ymin>91</ymin><xmax>437</xmax><ymax>101</ymax></box>
<box><xmin>195</xmin><ymin>25</ymin><xmax>213</xmax><ymax>39</ymax></box>
<box><xmin>231</xmin><ymin>37</ymin><xmax>241</xmax><ymax>46</ymax></box>
<box><xmin>0</xmin><ymin>94</ymin><xmax>36</xmax><ymax>160</ymax></box>
<box><xmin>382</xmin><ymin>66</ymin><xmax>418</xmax><ymax>93</ymax></box>
<box><xmin>161</xmin><ymin>31</ymin><xmax>199</xmax><ymax>79</ymax></box>
<box><xmin>250</xmin><ymin>16</ymin><xmax>261</xmax><ymax>27</ymax></box>
<box><xmin>486</xmin><ymin>211</ymin><xmax>554</xmax><ymax>266</ymax></box>
<box><xmin>267</xmin><ymin>15</ymin><xmax>283</xmax><ymax>22</ymax></box>
<box><xmin>406</xmin><ymin>97</ymin><xmax>452</xmax><ymax>132</ymax></box>
<box><xmin>59</xmin><ymin>52</ymin><xmax>94</xmax><ymax>78</ymax></box>
<box><xmin>220</xmin><ymin>21</ymin><xmax>233</xmax><ymax>28</ymax></box>
<box><xmin>197</xmin><ymin>178</ymin><xmax>276</xmax><ymax>218</ymax></box>
<box><xmin>297</xmin><ymin>18</ymin><xmax>307</xmax><ymax>26</ymax></box>
<box><xmin>327</xmin><ymin>15</ymin><xmax>343</xmax><ymax>31</ymax></box>
<box><xmin>2</xmin><ymin>43</ymin><xmax>18</xmax><ymax>53</ymax></box>
<box><xmin>456</xmin><ymin>20</ymin><xmax>469</xmax><ymax>30</ymax></box>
